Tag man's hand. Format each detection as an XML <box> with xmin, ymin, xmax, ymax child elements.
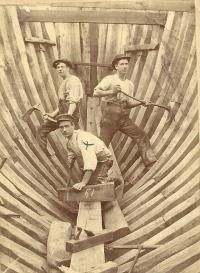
<box><xmin>72</xmin><ymin>182</ymin><xmax>86</xmax><ymax>191</ymax></box>
<box><xmin>113</xmin><ymin>84</ymin><xmax>122</xmax><ymax>94</ymax></box>
<box><xmin>143</xmin><ymin>100</ymin><xmax>152</xmax><ymax>107</ymax></box>
<box><xmin>43</xmin><ymin>112</ymin><xmax>56</xmax><ymax>120</ymax></box>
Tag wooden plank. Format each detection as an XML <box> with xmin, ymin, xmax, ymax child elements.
<box><xmin>51</xmin><ymin>1</ymin><xmax>195</xmax><ymax>12</ymax></box>
<box><xmin>60</xmin><ymin>262</ymin><xmax>118</xmax><ymax>273</ymax></box>
<box><xmin>145</xmin><ymin>241</ymin><xmax>200</xmax><ymax>273</ymax></box>
<box><xmin>47</xmin><ymin>221</ymin><xmax>72</xmax><ymax>269</ymax></box>
<box><xmin>57</xmin><ymin>183</ymin><xmax>115</xmax><ymax>202</ymax></box>
<box><xmin>131</xmin><ymin>225</ymin><xmax>200</xmax><ymax>273</ymax></box>
<box><xmin>24</xmin><ymin>36</ymin><xmax>56</xmax><ymax>45</ymax></box>
<box><xmin>0</xmin><ymin>253</ymin><xmax>36</xmax><ymax>273</ymax></box>
<box><xmin>66</xmin><ymin>229</ymin><xmax>114</xmax><ymax>253</ymax></box>
<box><xmin>18</xmin><ymin>8</ymin><xmax>167</xmax><ymax>25</ymax></box>
<box><xmin>1</xmin><ymin>235</ymin><xmax>45</xmax><ymax>273</ymax></box>
<box><xmin>103</xmin><ymin>201</ymin><xmax>130</xmax><ymax>240</ymax></box>
<box><xmin>109</xmin><ymin>244</ymin><xmax>161</xmax><ymax>249</ymax></box>
<box><xmin>113</xmin><ymin>207</ymin><xmax>200</xmax><ymax>265</ymax></box>
<box><xmin>0</xmin><ymin>1</ymin><xmax>195</xmax><ymax>12</ymax></box>
<box><xmin>70</xmin><ymin>202</ymin><xmax>105</xmax><ymax>272</ymax></box>
<box><xmin>124</xmin><ymin>154</ymin><xmax>199</xmax><ymax>220</ymax></box>
<box><xmin>125</xmin><ymin>42</ymin><xmax>159</xmax><ymax>52</ymax></box>
<box><xmin>0</xmin><ymin>218</ymin><xmax>46</xmax><ymax>256</ymax></box>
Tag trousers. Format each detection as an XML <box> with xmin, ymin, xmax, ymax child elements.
<box><xmin>88</xmin><ymin>159</ymin><xmax>113</xmax><ymax>185</ymax></box>
<box><xmin>99</xmin><ymin>102</ymin><xmax>157</xmax><ymax>167</ymax></box>
<box><xmin>36</xmin><ymin>100</ymin><xmax>79</xmax><ymax>154</ymax></box>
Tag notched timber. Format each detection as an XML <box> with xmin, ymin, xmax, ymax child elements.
<box><xmin>57</xmin><ymin>182</ymin><xmax>115</xmax><ymax>202</ymax></box>
<box><xmin>66</xmin><ymin>229</ymin><xmax>114</xmax><ymax>253</ymax></box>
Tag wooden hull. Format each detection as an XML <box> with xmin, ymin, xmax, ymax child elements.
<box><xmin>0</xmin><ymin>2</ymin><xmax>199</xmax><ymax>273</ymax></box>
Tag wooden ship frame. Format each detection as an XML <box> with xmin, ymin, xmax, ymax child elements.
<box><xmin>0</xmin><ymin>1</ymin><xmax>199</xmax><ymax>273</ymax></box>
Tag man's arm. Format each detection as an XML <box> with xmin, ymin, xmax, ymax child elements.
<box><xmin>72</xmin><ymin>135</ymin><xmax>97</xmax><ymax>191</ymax></box>
<box><xmin>72</xmin><ymin>170</ymin><xmax>93</xmax><ymax>191</ymax></box>
<box><xmin>93</xmin><ymin>85</ymin><xmax>121</xmax><ymax>97</ymax></box>
<box><xmin>67</xmin><ymin>78</ymin><xmax>83</xmax><ymax>115</ymax></box>
<box><xmin>125</xmin><ymin>101</ymin><xmax>145</xmax><ymax>109</ymax></box>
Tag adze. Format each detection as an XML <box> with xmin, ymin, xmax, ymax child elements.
<box><xmin>120</xmin><ymin>90</ymin><xmax>174</xmax><ymax>123</ymax></box>
<box><xmin>22</xmin><ymin>103</ymin><xmax>57</xmax><ymax>123</ymax></box>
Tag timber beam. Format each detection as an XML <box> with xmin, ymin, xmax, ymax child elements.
<box><xmin>18</xmin><ymin>8</ymin><xmax>167</xmax><ymax>25</ymax></box>
<box><xmin>106</xmin><ymin>244</ymin><xmax>162</xmax><ymax>250</ymax></box>
<box><xmin>0</xmin><ymin>1</ymin><xmax>195</xmax><ymax>12</ymax></box>
<box><xmin>125</xmin><ymin>42</ymin><xmax>159</xmax><ymax>52</ymax></box>
<box><xmin>57</xmin><ymin>182</ymin><xmax>115</xmax><ymax>202</ymax></box>
<box><xmin>24</xmin><ymin>36</ymin><xmax>56</xmax><ymax>46</ymax></box>
<box><xmin>59</xmin><ymin>261</ymin><xmax>118</xmax><ymax>273</ymax></box>
<box><xmin>66</xmin><ymin>229</ymin><xmax>114</xmax><ymax>253</ymax></box>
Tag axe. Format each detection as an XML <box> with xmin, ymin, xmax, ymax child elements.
<box><xmin>22</xmin><ymin>103</ymin><xmax>57</xmax><ymax>123</ymax></box>
<box><xmin>120</xmin><ymin>91</ymin><xmax>173</xmax><ymax>123</ymax></box>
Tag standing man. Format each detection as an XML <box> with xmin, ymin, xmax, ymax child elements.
<box><xmin>36</xmin><ymin>58</ymin><xmax>83</xmax><ymax>156</ymax></box>
<box><xmin>57</xmin><ymin>114</ymin><xmax>113</xmax><ymax>191</ymax></box>
<box><xmin>93</xmin><ymin>54</ymin><xmax>157</xmax><ymax>169</ymax></box>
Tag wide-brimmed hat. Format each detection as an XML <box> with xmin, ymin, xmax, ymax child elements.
<box><xmin>52</xmin><ymin>58</ymin><xmax>73</xmax><ymax>69</ymax></box>
<box><xmin>56</xmin><ymin>114</ymin><xmax>75</xmax><ymax>124</ymax></box>
<box><xmin>111</xmin><ymin>54</ymin><xmax>131</xmax><ymax>69</ymax></box>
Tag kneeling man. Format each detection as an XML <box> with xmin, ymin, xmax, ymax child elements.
<box><xmin>57</xmin><ymin>114</ymin><xmax>113</xmax><ymax>191</ymax></box>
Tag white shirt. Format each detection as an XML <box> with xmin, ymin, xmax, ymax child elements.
<box><xmin>58</xmin><ymin>75</ymin><xmax>83</xmax><ymax>103</ymax></box>
<box><xmin>67</xmin><ymin>130</ymin><xmax>112</xmax><ymax>171</ymax></box>
<box><xmin>94</xmin><ymin>74</ymin><xmax>134</xmax><ymax>103</ymax></box>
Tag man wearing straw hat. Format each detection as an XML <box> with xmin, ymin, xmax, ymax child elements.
<box><xmin>93</xmin><ymin>54</ymin><xmax>157</xmax><ymax>169</ymax></box>
<box><xmin>36</xmin><ymin>58</ymin><xmax>83</xmax><ymax>156</ymax></box>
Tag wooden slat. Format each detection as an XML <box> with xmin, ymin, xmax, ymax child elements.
<box><xmin>24</xmin><ymin>36</ymin><xmax>56</xmax><ymax>45</ymax></box>
<box><xmin>66</xmin><ymin>229</ymin><xmax>114</xmax><ymax>253</ymax></box>
<box><xmin>1</xmin><ymin>236</ymin><xmax>45</xmax><ymax>273</ymax></box>
<box><xmin>145</xmin><ymin>241</ymin><xmax>200</xmax><ymax>273</ymax></box>
<box><xmin>18</xmin><ymin>8</ymin><xmax>167</xmax><ymax>25</ymax></box>
<box><xmin>0</xmin><ymin>218</ymin><xmax>46</xmax><ymax>256</ymax></box>
<box><xmin>0</xmin><ymin>253</ymin><xmax>36</xmax><ymax>273</ymax></box>
<box><xmin>123</xmin><ymin>149</ymin><xmax>198</xmax><ymax>216</ymax></box>
<box><xmin>57</xmin><ymin>182</ymin><xmax>115</xmax><ymax>202</ymax></box>
<box><xmin>113</xmin><ymin>206</ymin><xmax>200</xmax><ymax>265</ymax></box>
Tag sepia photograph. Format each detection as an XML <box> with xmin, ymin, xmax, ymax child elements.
<box><xmin>0</xmin><ymin>0</ymin><xmax>199</xmax><ymax>273</ymax></box>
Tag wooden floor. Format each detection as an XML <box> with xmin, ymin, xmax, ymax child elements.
<box><xmin>0</xmin><ymin>3</ymin><xmax>199</xmax><ymax>273</ymax></box>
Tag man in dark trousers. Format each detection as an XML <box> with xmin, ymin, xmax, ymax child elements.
<box><xmin>57</xmin><ymin>114</ymin><xmax>113</xmax><ymax>191</ymax></box>
<box><xmin>93</xmin><ymin>54</ymin><xmax>157</xmax><ymax>169</ymax></box>
<box><xmin>36</xmin><ymin>58</ymin><xmax>83</xmax><ymax>156</ymax></box>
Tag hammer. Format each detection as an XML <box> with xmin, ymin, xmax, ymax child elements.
<box><xmin>22</xmin><ymin>103</ymin><xmax>57</xmax><ymax>123</ymax></box>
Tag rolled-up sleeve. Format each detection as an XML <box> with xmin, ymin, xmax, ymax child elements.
<box><xmin>68</xmin><ymin>78</ymin><xmax>84</xmax><ymax>103</ymax></box>
<box><xmin>94</xmin><ymin>76</ymin><xmax>111</xmax><ymax>95</ymax></box>
<box><xmin>79</xmin><ymin>139</ymin><xmax>97</xmax><ymax>171</ymax></box>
